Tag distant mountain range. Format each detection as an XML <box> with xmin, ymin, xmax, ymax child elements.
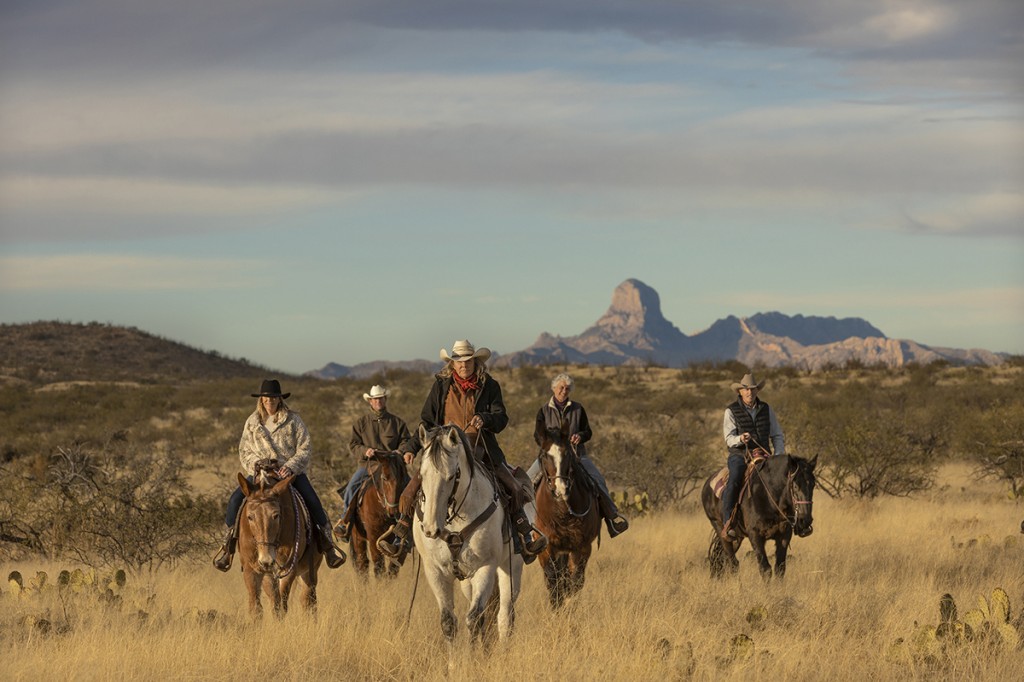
<box><xmin>308</xmin><ymin>278</ymin><xmax>1006</xmax><ymax>377</ymax></box>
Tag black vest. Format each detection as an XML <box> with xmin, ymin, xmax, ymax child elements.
<box><xmin>727</xmin><ymin>398</ymin><xmax>772</xmax><ymax>456</ymax></box>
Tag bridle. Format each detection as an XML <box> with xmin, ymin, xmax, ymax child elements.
<box><xmin>247</xmin><ymin>484</ymin><xmax>303</xmax><ymax>580</ymax></box>
<box><xmin>368</xmin><ymin>453</ymin><xmax>402</xmax><ymax>518</ymax></box>
<box><xmin>755</xmin><ymin>458</ymin><xmax>813</xmax><ymax>534</ymax></box>
<box><xmin>540</xmin><ymin>442</ymin><xmax>592</xmax><ymax>519</ymax></box>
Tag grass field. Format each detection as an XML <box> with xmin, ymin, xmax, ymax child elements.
<box><xmin>4</xmin><ymin>464</ymin><xmax>1022</xmax><ymax>681</ymax></box>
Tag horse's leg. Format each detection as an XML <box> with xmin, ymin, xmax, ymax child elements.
<box><xmin>262</xmin><ymin>571</ymin><xmax>282</xmax><ymax>616</ymax></box>
<box><xmin>423</xmin><ymin>562</ymin><xmax>458</xmax><ymax>642</ymax></box>
<box><xmin>540</xmin><ymin>550</ymin><xmax>565</xmax><ymax>609</ymax></box>
<box><xmin>464</xmin><ymin>566</ymin><xmax>496</xmax><ymax>644</ymax></box>
<box><xmin>352</xmin><ymin>526</ymin><xmax>370</xmax><ymax>577</ymax></box>
<box><xmin>279</xmin><ymin>574</ymin><xmax>296</xmax><ymax>615</ymax></box>
<box><xmin>748</xmin><ymin>533</ymin><xmax>773</xmax><ymax>580</ymax></box>
<box><xmin>243</xmin><ymin>566</ymin><xmax>263</xmax><ymax>619</ymax></box>
<box><xmin>774</xmin><ymin>533</ymin><xmax>791</xmax><ymax>579</ymax></box>
<box><xmin>567</xmin><ymin>543</ymin><xmax>593</xmax><ymax>600</ymax></box>
<box><xmin>366</xmin><ymin>523</ymin><xmax>387</xmax><ymax>578</ymax></box>
<box><xmin>496</xmin><ymin>547</ymin><xmax>522</xmax><ymax>640</ymax></box>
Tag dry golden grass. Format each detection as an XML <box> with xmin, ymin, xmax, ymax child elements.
<box><xmin>4</xmin><ymin>464</ymin><xmax>1023</xmax><ymax>681</ymax></box>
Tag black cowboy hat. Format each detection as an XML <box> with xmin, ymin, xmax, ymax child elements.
<box><xmin>251</xmin><ymin>379</ymin><xmax>290</xmax><ymax>399</ymax></box>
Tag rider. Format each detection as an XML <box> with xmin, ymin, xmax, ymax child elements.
<box><xmin>333</xmin><ymin>384</ymin><xmax>412</xmax><ymax>543</ymax></box>
<box><xmin>529</xmin><ymin>372</ymin><xmax>629</xmax><ymax>537</ymax></box>
<box><xmin>720</xmin><ymin>372</ymin><xmax>785</xmax><ymax>540</ymax></box>
<box><xmin>213</xmin><ymin>379</ymin><xmax>346</xmax><ymax>571</ymax></box>
<box><xmin>378</xmin><ymin>340</ymin><xmax>548</xmax><ymax>562</ymax></box>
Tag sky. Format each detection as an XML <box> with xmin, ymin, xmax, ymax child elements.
<box><xmin>1</xmin><ymin>0</ymin><xmax>1022</xmax><ymax>375</ymax></box>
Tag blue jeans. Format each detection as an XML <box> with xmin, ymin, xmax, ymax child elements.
<box><xmin>720</xmin><ymin>453</ymin><xmax>746</xmax><ymax>524</ymax></box>
<box><xmin>225</xmin><ymin>473</ymin><xmax>329</xmax><ymax>529</ymax></box>
<box><xmin>341</xmin><ymin>466</ymin><xmax>369</xmax><ymax>510</ymax></box>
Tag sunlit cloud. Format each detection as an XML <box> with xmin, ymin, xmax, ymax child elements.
<box><xmin>0</xmin><ymin>255</ymin><xmax>264</xmax><ymax>291</ymax></box>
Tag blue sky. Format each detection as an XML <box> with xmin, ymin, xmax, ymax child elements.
<box><xmin>1</xmin><ymin>1</ymin><xmax>1021</xmax><ymax>374</ymax></box>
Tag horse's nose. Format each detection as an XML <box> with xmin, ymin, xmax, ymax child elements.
<box><xmin>258</xmin><ymin>559</ymin><xmax>275</xmax><ymax>571</ymax></box>
<box><xmin>423</xmin><ymin>525</ymin><xmax>439</xmax><ymax>539</ymax></box>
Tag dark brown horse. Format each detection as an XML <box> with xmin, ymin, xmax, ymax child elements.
<box><xmin>701</xmin><ymin>454</ymin><xmax>817</xmax><ymax>580</ymax></box>
<box><xmin>349</xmin><ymin>451</ymin><xmax>408</xmax><ymax>578</ymax></box>
<box><xmin>534</xmin><ymin>426</ymin><xmax>602</xmax><ymax>609</ymax></box>
<box><xmin>236</xmin><ymin>471</ymin><xmax>322</xmax><ymax>617</ymax></box>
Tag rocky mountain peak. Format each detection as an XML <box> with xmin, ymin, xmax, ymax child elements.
<box><xmin>590</xmin><ymin>279</ymin><xmax>686</xmax><ymax>348</ymax></box>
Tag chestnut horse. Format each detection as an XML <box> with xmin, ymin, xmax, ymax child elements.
<box><xmin>236</xmin><ymin>471</ymin><xmax>322</xmax><ymax>617</ymax></box>
<box><xmin>350</xmin><ymin>451</ymin><xmax>408</xmax><ymax>578</ymax></box>
<box><xmin>700</xmin><ymin>454</ymin><xmax>817</xmax><ymax>580</ymax></box>
<box><xmin>534</xmin><ymin>425</ymin><xmax>602</xmax><ymax>609</ymax></box>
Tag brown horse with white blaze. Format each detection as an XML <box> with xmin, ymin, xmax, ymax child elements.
<box><xmin>534</xmin><ymin>424</ymin><xmax>602</xmax><ymax>609</ymax></box>
<box><xmin>236</xmin><ymin>472</ymin><xmax>322</xmax><ymax>617</ymax></box>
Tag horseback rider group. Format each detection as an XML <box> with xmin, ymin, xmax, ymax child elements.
<box><xmin>217</xmin><ymin>346</ymin><xmax>787</xmax><ymax>572</ymax></box>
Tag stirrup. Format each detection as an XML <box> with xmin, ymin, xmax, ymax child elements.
<box><xmin>377</xmin><ymin>520</ymin><xmax>411</xmax><ymax>558</ymax></box>
<box><xmin>606</xmin><ymin>515</ymin><xmax>629</xmax><ymax>538</ymax></box>
<box><xmin>333</xmin><ymin>519</ymin><xmax>351</xmax><ymax>544</ymax></box>
<box><xmin>212</xmin><ymin>545</ymin><xmax>233</xmax><ymax>572</ymax></box>
<box><xmin>319</xmin><ymin>527</ymin><xmax>346</xmax><ymax>568</ymax></box>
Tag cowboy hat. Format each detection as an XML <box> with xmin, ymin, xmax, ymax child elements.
<box><xmin>730</xmin><ymin>373</ymin><xmax>766</xmax><ymax>392</ymax></box>
<box><xmin>251</xmin><ymin>379</ymin><xmax>290</xmax><ymax>399</ymax></box>
<box><xmin>362</xmin><ymin>385</ymin><xmax>390</xmax><ymax>402</ymax></box>
<box><xmin>440</xmin><ymin>339</ymin><xmax>491</xmax><ymax>363</ymax></box>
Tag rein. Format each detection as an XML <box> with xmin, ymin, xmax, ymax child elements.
<box><xmin>541</xmin><ymin>443</ymin><xmax>593</xmax><ymax>518</ymax></box>
<box><xmin>749</xmin><ymin>450</ymin><xmax>811</xmax><ymax>531</ymax></box>
<box><xmin>251</xmin><ymin>484</ymin><xmax>304</xmax><ymax>580</ymax></box>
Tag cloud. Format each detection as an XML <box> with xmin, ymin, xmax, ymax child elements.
<box><xmin>0</xmin><ymin>254</ymin><xmax>263</xmax><ymax>291</ymax></box>
<box><xmin>713</xmin><ymin>286</ymin><xmax>1024</xmax><ymax>314</ymax></box>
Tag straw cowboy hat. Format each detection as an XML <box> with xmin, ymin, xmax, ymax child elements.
<box><xmin>731</xmin><ymin>373</ymin><xmax>766</xmax><ymax>392</ymax></box>
<box><xmin>251</xmin><ymin>379</ymin><xmax>290</xmax><ymax>399</ymax></box>
<box><xmin>362</xmin><ymin>385</ymin><xmax>390</xmax><ymax>402</ymax></box>
<box><xmin>440</xmin><ymin>339</ymin><xmax>491</xmax><ymax>363</ymax></box>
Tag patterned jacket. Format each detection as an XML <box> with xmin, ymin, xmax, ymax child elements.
<box><xmin>238</xmin><ymin>409</ymin><xmax>312</xmax><ymax>477</ymax></box>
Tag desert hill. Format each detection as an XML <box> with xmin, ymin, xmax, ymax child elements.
<box><xmin>0</xmin><ymin>321</ymin><xmax>280</xmax><ymax>385</ymax></box>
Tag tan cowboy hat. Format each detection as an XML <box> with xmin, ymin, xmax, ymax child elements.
<box><xmin>731</xmin><ymin>373</ymin><xmax>766</xmax><ymax>392</ymax></box>
<box><xmin>440</xmin><ymin>339</ymin><xmax>491</xmax><ymax>363</ymax></box>
<box><xmin>362</xmin><ymin>385</ymin><xmax>390</xmax><ymax>402</ymax></box>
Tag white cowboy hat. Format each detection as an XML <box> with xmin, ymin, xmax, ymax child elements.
<box><xmin>440</xmin><ymin>339</ymin><xmax>491</xmax><ymax>363</ymax></box>
<box><xmin>731</xmin><ymin>373</ymin><xmax>767</xmax><ymax>392</ymax></box>
<box><xmin>362</xmin><ymin>385</ymin><xmax>390</xmax><ymax>402</ymax></box>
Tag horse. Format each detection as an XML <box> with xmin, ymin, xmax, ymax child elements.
<box><xmin>236</xmin><ymin>470</ymin><xmax>322</xmax><ymax>617</ymax></box>
<box><xmin>413</xmin><ymin>423</ymin><xmax>526</xmax><ymax>643</ymax></box>
<box><xmin>349</xmin><ymin>451</ymin><xmax>408</xmax><ymax>578</ymax></box>
<box><xmin>701</xmin><ymin>454</ymin><xmax>817</xmax><ymax>580</ymax></box>
<box><xmin>533</xmin><ymin>424</ymin><xmax>602</xmax><ymax>609</ymax></box>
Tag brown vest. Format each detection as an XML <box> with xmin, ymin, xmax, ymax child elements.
<box><xmin>445</xmin><ymin>384</ymin><xmax>479</xmax><ymax>438</ymax></box>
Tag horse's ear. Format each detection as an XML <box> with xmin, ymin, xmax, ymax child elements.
<box><xmin>808</xmin><ymin>455</ymin><xmax>818</xmax><ymax>470</ymax></box>
<box><xmin>444</xmin><ymin>425</ymin><xmax>460</xmax><ymax>449</ymax></box>
<box><xmin>559</xmin><ymin>419</ymin><xmax>571</xmax><ymax>442</ymax></box>
<box><xmin>271</xmin><ymin>474</ymin><xmax>295</xmax><ymax>496</ymax></box>
<box><xmin>418</xmin><ymin>423</ymin><xmax>428</xmax><ymax>443</ymax></box>
<box><xmin>238</xmin><ymin>473</ymin><xmax>251</xmax><ymax>496</ymax></box>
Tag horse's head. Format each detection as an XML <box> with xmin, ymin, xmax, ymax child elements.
<box><xmin>537</xmin><ymin>423</ymin><xmax>574</xmax><ymax>501</ymax></box>
<box><xmin>416</xmin><ymin>424</ymin><xmax>472</xmax><ymax>539</ymax></box>
<box><xmin>238</xmin><ymin>472</ymin><xmax>295</xmax><ymax>572</ymax></box>
<box><xmin>789</xmin><ymin>456</ymin><xmax>817</xmax><ymax>538</ymax></box>
<box><xmin>367</xmin><ymin>451</ymin><xmax>405</xmax><ymax>513</ymax></box>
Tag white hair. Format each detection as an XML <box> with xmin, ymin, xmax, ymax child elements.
<box><xmin>551</xmin><ymin>373</ymin><xmax>574</xmax><ymax>391</ymax></box>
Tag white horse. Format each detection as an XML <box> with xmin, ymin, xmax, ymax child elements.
<box><xmin>413</xmin><ymin>424</ymin><xmax>527</xmax><ymax>642</ymax></box>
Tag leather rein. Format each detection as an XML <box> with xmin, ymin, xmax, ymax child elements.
<box><xmin>540</xmin><ymin>442</ymin><xmax>593</xmax><ymax>518</ymax></box>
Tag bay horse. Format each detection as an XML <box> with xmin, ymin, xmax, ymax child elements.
<box><xmin>701</xmin><ymin>454</ymin><xmax>817</xmax><ymax>580</ymax></box>
<box><xmin>236</xmin><ymin>470</ymin><xmax>322</xmax><ymax>617</ymax></box>
<box><xmin>349</xmin><ymin>451</ymin><xmax>408</xmax><ymax>578</ymax></box>
<box><xmin>534</xmin><ymin>424</ymin><xmax>602</xmax><ymax>609</ymax></box>
<box><xmin>413</xmin><ymin>424</ymin><xmax>525</xmax><ymax>643</ymax></box>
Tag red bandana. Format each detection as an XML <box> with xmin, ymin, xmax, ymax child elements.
<box><xmin>452</xmin><ymin>372</ymin><xmax>480</xmax><ymax>393</ymax></box>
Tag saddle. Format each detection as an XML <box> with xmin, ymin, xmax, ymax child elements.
<box><xmin>710</xmin><ymin>450</ymin><xmax>772</xmax><ymax>501</ymax></box>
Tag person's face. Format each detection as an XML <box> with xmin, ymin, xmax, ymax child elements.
<box><xmin>552</xmin><ymin>382</ymin><xmax>571</xmax><ymax>402</ymax></box>
<box><xmin>739</xmin><ymin>386</ymin><xmax>759</xmax><ymax>407</ymax></box>
<box><xmin>261</xmin><ymin>395</ymin><xmax>281</xmax><ymax>413</ymax></box>
<box><xmin>369</xmin><ymin>397</ymin><xmax>387</xmax><ymax>411</ymax></box>
<box><xmin>454</xmin><ymin>358</ymin><xmax>476</xmax><ymax>379</ymax></box>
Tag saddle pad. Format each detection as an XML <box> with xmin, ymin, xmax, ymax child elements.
<box><xmin>710</xmin><ymin>467</ymin><xmax>729</xmax><ymax>500</ymax></box>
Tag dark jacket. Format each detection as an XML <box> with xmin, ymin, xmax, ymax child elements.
<box><xmin>534</xmin><ymin>398</ymin><xmax>593</xmax><ymax>459</ymax></box>
<box><xmin>403</xmin><ymin>372</ymin><xmax>511</xmax><ymax>468</ymax></box>
<box><xmin>349</xmin><ymin>410</ymin><xmax>412</xmax><ymax>460</ymax></box>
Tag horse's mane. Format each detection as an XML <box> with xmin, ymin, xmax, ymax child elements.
<box><xmin>423</xmin><ymin>424</ymin><xmax>475</xmax><ymax>477</ymax></box>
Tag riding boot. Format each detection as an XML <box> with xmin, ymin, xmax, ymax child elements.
<box><xmin>377</xmin><ymin>514</ymin><xmax>412</xmax><ymax>561</ymax></box>
<box><xmin>212</xmin><ymin>526</ymin><xmax>236</xmax><ymax>572</ymax></box>
<box><xmin>597</xmin><ymin>490</ymin><xmax>629</xmax><ymax>538</ymax></box>
<box><xmin>493</xmin><ymin>465</ymin><xmax>547</xmax><ymax>559</ymax></box>
<box><xmin>316</xmin><ymin>525</ymin><xmax>347</xmax><ymax>568</ymax></box>
<box><xmin>334</xmin><ymin>500</ymin><xmax>357</xmax><ymax>544</ymax></box>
